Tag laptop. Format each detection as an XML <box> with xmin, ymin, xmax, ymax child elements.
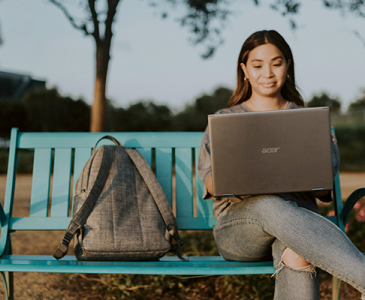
<box><xmin>208</xmin><ymin>107</ymin><xmax>333</xmax><ymax>197</ymax></box>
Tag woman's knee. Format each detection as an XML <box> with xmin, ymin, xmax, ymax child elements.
<box><xmin>272</xmin><ymin>245</ymin><xmax>317</xmax><ymax>280</ymax></box>
<box><xmin>282</xmin><ymin>248</ymin><xmax>312</xmax><ymax>270</ymax></box>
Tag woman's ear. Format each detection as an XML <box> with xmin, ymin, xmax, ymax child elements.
<box><xmin>240</xmin><ymin>63</ymin><xmax>248</xmax><ymax>79</ymax></box>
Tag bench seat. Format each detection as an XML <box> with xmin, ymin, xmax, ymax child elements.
<box><xmin>0</xmin><ymin>255</ymin><xmax>275</xmax><ymax>275</ymax></box>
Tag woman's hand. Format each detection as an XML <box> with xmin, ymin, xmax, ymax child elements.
<box><xmin>206</xmin><ymin>174</ymin><xmax>214</xmax><ymax>196</ymax></box>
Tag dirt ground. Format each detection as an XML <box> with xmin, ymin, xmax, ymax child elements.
<box><xmin>0</xmin><ymin>173</ymin><xmax>364</xmax><ymax>299</ymax></box>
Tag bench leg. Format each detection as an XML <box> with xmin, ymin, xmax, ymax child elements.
<box><xmin>1</xmin><ymin>271</ymin><xmax>13</xmax><ymax>300</ymax></box>
<box><xmin>332</xmin><ymin>276</ymin><xmax>341</xmax><ymax>300</ymax></box>
<box><xmin>2</xmin><ymin>236</ymin><xmax>14</xmax><ymax>300</ymax></box>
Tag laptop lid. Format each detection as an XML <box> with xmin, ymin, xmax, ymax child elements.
<box><xmin>208</xmin><ymin>107</ymin><xmax>333</xmax><ymax>197</ymax></box>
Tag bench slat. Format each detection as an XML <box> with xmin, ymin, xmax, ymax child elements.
<box><xmin>175</xmin><ymin>148</ymin><xmax>193</xmax><ymax>218</ymax></box>
<box><xmin>51</xmin><ymin>149</ymin><xmax>72</xmax><ymax>217</ymax></box>
<box><xmin>10</xmin><ymin>217</ymin><xmax>71</xmax><ymax>230</ymax></box>
<box><xmin>30</xmin><ymin>149</ymin><xmax>52</xmax><ymax>217</ymax></box>
<box><xmin>18</xmin><ymin>132</ymin><xmax>204</xmax><ymax>149</ymax></box>
<box><xmin>0</xmin><ymin>255</ymin><xmax>276</xmax><ymax>275</ymax></box>
<box><xmin>137</xmin><ymin>148</ymin><xmax>152</xmax><ymax>167</ymax></box>
<box><xmin>73</xmin><ymin>148</ymin><xmax>93</xmax><ymax>196</ymax></box>
<box><xmin>176</xmin><ymin>217</ymin><xmax>216</xmax><ymax>230</ymax></box>
<box><xmin>155</xmin><ymin>148</ymin><xmax>173</xmax><ymax>207</ymax></box>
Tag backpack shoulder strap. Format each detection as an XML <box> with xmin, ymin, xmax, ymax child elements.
<box><xmin>124</xmin><ymin>148</ymin><xmax>186</xmax><ymax>260</ymax></box>
<box><xmin>53</xmin><ymin>145</ymin><xmax>114</xmax><ymax>260</ymax></box>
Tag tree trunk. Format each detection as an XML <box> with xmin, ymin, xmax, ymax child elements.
<box><xmin>90</xmin><ymin>42</ymin><xmax>110</xmax><ymax>132</ymax></box>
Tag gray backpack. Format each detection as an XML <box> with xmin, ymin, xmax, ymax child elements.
<box><xmin>53</xmin><ymin>136</ymin><xmax>185</xmax><ymax>261</ymax></box>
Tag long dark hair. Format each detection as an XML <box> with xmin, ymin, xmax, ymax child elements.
<box><xmin>227</xmin><ymin>30</ymin><xmax>304</xmax><ymax>108</ymax></box>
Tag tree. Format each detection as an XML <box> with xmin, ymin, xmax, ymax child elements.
<box><xmin>48</xmin><ymin>0</ymin><xmax>302</xmax><ymax>132</ymax></box>
<box><xmin>0</xmin><ymin>101</ymin><xmax>27</xmax><ymax>137</ymax></box>
<box><xmin>307</xmin><ymin>92</ymin><xmax>342</xmax><ymax>115</ymax></box>
<box><xmin>322</xmin><ymin>0</ymin><xmax>365</xmax><ymax>45</ymax></box>
<box><xmin>107</xmin><ymin>101</ymin><xmax>172</xmax><ymax>131</ymax></box>
<box><xmin>348</xmin><ymin>89</ymin><xmax>365</xmax><ymax>112</ymax></box>
<box><xmin>21</xmin><ymin>88</ymin><xmax>90</xmax><ymax>132</ymax></box>
<box><xmin>49</xmin><ymin>0</ymin><xmax>121</xmax><ymax>132</ymax></box>
<box><xmin>172</xmin><ymin>86</ymin><xmax>232</xmax><ymax>131</ymax></box>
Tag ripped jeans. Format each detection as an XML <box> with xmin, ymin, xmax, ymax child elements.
<box><xmin>213</xmin><ymin>195</ymin><xmax>365</xmax><ymax>300</ymax></box>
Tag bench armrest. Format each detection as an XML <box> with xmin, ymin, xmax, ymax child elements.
<box><xmin>340</xmin><ymin>187</ymin><xmax>365</xmax><ymax>227</ymax></box>
<box><xmin>0</xmin><ymin>204</ymin><xmax>6</xmax><ymax>228</ymax></box>
<box><xmin>0</xmin><ymin>203</ymin><xmax>9</xmax><ymax>257</ymax></box>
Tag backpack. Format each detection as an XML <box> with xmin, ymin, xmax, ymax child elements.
<box><xmin>53</xmin><ymin>136</ymin><xmax>185</xmax><ymax>261</ymax></box>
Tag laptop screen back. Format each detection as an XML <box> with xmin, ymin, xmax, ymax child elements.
<box><xmin>208</xmin><ymin>107</ymin><xmax>333</xmax><ymax>197</ymax></box>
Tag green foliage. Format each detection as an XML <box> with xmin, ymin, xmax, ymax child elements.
<box><xmin>21</xmin><ymin>88</ymin><xmax>90</xmax><ymax>132</ymax></box>
<box><xmin>0</xmin><ymin>86</ymin><xmax>230</xmax><ymax>135</ymax></box>
<box><xmin>0</xmin><ymin>149</ymin><xmax>34</xmax><ymax>174</ymax></box>
<box><xmin>222</xmin><ymin>274</ymin><xmax>274</xmax><ymax>300</ymax></box>
<box><xmin>0</xmin><ymin>100</ymin><xmax>27</xmax><ymax>137</ymax></box>
<box><xmin>179</xmin><ymin>230</ymin><xmax>219</xmax><ymax>256</ymax></box>
<box><xmin>172</xmin><ymin>87</ymin><xmax>231</xmax><ymax>131</ymax></box>
<box><xmin>345</xmin><ymin>206</ymin><xmax>365</xmax><ymax>253</ymax></box>
<box><xmin>348</xmin><ymin>93</ymin><xmax>365</xmax><ymax>113</ymax></box>
<box><xmin>106</xmin><ymin>101</ymin><xmax>173</xmax><ymax>132</ymax></box>
<box><xmin>334</xmin><ymin>125</ymin><xmax>365</xmax><ymax>171</ymax></box>
<box><xmin>307</xmin><ymin>92</ymin><xmax>341</xmax><ymax>115</ymax></box>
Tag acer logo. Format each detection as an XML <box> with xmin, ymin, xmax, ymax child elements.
<box><xmin>262</xmin><ymin>147</ymin><xmax>280</xmax><ymax>153</ymax></box>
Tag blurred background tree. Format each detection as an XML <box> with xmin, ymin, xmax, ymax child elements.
<box><xmin>0</xmin><ymin>101</ymin><xmax>27</xmax><ymax>137</ymax></box>
<box><xmin>0</xmin><ymin>85</ymin><xmax>232</xmax><ymax>135</ymax></box>
<box><xmin>47</xmin><ymin>0</ymin><xmax>231</xmax><ymax>132</ymax></box>
<box><xmin>172</xmin><ymin>86</ymin><xmax>232</xmax><ymax>131</ymax></box>
<box><xmin>46</xmin><ymin>0</ymin><xmax>302</xmax><ymax>132</ymax></box>
<box><xmin>307</xmin><ymin>92</ymin><xmax>342</xmax><ymax>115</ymax></box>
<box><xmin>348</xmin><ymin>89</ymin><xmax>365</xmax><ymax>113</ymax></box>
<box><xmin>106</xmin><ymin>101</ymin><xmax>173</xmax><ymax>132</ymax></box>
<box><xmin>5</xmin><ymin>85</ymin><xmax>365</xmax><ymax>135</ymax></box>
<box><xmin>20</xmin><ymin>88</ymin><xmax>90</xmax><ymax>132</ymax></box>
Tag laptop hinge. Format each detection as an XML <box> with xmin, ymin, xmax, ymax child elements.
<box><xmin>222</xmin><ymin>193</ymin><xmax>235</xmax><ymax>197</ymax></box>
<box><xmin>312</xmin><ymin>187</ymin><xmax>324</xmax><ymax>191</ymax></box>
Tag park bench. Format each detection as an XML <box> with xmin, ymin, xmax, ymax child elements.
<box><xmin>1</xmin><ymin>127</ymin><xmax>365</xmax><ymax>300</ymax></box>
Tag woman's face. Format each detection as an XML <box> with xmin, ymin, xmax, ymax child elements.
<box><xmin>241</xmin><ymin>43</ymin><xmax>290</xmax><ymax>100</ymax></box>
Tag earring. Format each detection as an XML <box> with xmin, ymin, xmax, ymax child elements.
<box><xmin>287</xmin><ymin>74</ymin><xmax>290</xmax><ymax>79</ymax></box>
<box><xmin>244</xmin><ymin>77</ymin><xmax>249</xmax><ymax>81</ymax></box>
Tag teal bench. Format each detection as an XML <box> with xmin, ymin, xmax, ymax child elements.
<box><xmin>1</xmin><ymin>127</ymin><xmax>364</xmax><ymax>300</ymax></box>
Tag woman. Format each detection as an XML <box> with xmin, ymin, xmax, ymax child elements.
<box><xmin>198</xmin><ymin>30</ymin><xmax>365</xmax><ymax>300</ymax></box>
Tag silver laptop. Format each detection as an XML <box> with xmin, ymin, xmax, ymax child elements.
<box><xmin>208</xmin><ymin>107</ymin><xmax>333</xmax><ymax>197</ymax></box>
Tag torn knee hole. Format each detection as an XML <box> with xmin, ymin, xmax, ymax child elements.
<box><xmin>281</xmin><ymin>248</ymin><xmax>313</xmax><ymax>270</ymax></box>
<box><xmin>272</xmin><ymin>247</ymin><xmax>316</xmax><ymax>278</ymax></box>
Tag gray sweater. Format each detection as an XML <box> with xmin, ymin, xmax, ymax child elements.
<box><xmin>197</xmin><ymin>101</ymin><xmax>340</xmax><ymax>215</ymax></box>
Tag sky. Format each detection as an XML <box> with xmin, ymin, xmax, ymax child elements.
<box><xmin>1</xmin><ymin>0</ymin><xmax>365</xmax><ymax>111</ymax></box>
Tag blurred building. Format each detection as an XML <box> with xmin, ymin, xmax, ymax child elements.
<box><xmin>0</xmin><ymin>71</ymin><xmax>46</xmax><ymax>101</ymax></box>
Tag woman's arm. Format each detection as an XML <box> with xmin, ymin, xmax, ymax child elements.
<box><xmin>205</xmin><ymin>174</ymin><xmax>214</xmax><ymax>196</ymax></box>
<box><xmin>197</xmin><ymin>126</ymin><xmax>214</xmax><ymax>199</ymax></box>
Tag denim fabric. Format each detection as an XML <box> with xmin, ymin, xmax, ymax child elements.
<box><xmin>213</xmin><ymin>195</ymin><xmax>365</xmax><ymax>298</ymax></box>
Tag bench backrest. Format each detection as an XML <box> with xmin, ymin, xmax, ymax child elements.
<box><xmin>3</xmin><ymin>128</ymin><xmax>343</xmax><ymax>235</ymax></box>
<box><xmin>3</xmin><ymin>128</ymin><xmax>216</xmax><ymax>235</ymax></box>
